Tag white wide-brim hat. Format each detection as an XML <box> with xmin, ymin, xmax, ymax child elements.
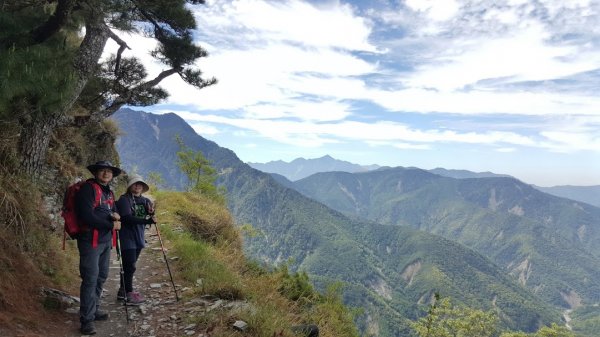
<box><xmin>127</xmin><ymin>174</ymin><xmax>149</xmax><ymax>193</ymax></box>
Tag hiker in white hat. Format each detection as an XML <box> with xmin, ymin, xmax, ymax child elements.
<box><xmin>115</xmin><ymin>174</ymin><xmax>156</xmax><ymax>306</ymax></box>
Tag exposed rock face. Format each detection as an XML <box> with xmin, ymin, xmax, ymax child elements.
<box><xmin>400</xmin><ymin>260</ymin><xmax>422</xmax><ymax>287</ymax></box>
<box><xmin>560</xmin><ymin>290</ymin><xmax>582</xmax><ymax>309</ymax></box>
<box><xmin>577</xmin><ymin>225</ymin><xmax>586</xmax><ymax>242</ymax></box>
<box><xmin>488</xmin><ymin>188</ymin><xmax>501</xmax><ymax>211</ymax></box>
<box><xmin>338</xmin><ymin>183</ymin><xmax>359</xmax><ymax>212</ymax></box>
<box><xmin>509</xmin><ymin>258</ymin><xmax>532</xmax><ymax>286</ymax></box>
<box><xmin>369</xmin><ymin>276</ymin><xmax>393</xmax><ymax>300</ymax></box>
<box><xmin>509</xmin><ymin>205</ymin><xmax>524</xmax><ymax>216</ymax></box>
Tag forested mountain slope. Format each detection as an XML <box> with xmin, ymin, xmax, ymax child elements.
<box><xmin>114</xmin><ymin>109</ymin><xmax>562</xmax><ymax>336</ymax></box>
<box><xmin>291</xmin><ymin>168</ymin><xmax>600</xmax><ymax>309</ymax></box>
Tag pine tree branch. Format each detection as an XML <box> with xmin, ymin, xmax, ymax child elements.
<box><xmin>30</xmin><ymin>0</ymin><xmax>75</xmax><ymax>44</ymax></box>
<box><xmin>0</xmin><ymin>0</ymin><xmax>74</xmax><ymax>48</ymax></box>
<box><xmin>134</xmin><ymin>4</ymin><xmax>168</xmax><ymax>40</ymax></box>
<box><xmin>138</xmin><ymin>67</ymin><xmax>180</xmax><ymax>90</ymax></box>
<box><xmin>107</xmin><ymin>29</ymin><xmax>131</xmax><ymax>75</ymax></box>
<box><xmin>77</xmin><ymin>67</ymin><xmax>180</xmax><ymax>126</ymax></box>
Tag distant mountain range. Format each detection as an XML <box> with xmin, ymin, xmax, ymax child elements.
<box><xmin>251</xmin><ymin>156</ymin><xmax>600</xmax><ymax>208</ymax></box>
<box><xmin>534</xmin><ymin>185</ymin><xmax>600</xmax><ymax>208</ymax></box>
<box><xmin>428</xmin><ymin>167</ymin><xmax>511</xmax><ymax>180</ymax></box>
<box><xmin>290</xmin><ymin>169</ymin><xmax>600</xmax><ymax>309</ymax></box>
<box><xmin>248</xmin><ymin>155</ymin><xmax>380</xmax><ymax>181</ymax></box>
<box><xmin>113</xmin><ymin>109</ymin><xmax>567</xmax><ymax>336</ymax></box>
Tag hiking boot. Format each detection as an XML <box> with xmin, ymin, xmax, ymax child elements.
<box><xmin>94</xmin><ymin>309</ymin><xmax>109</xmax><ymax>321</ymax></box>
<box><xmin>116</xmin><ymin>287</ymin><xmax>125</xmax><ymax>301</ymax></box>
<box><xmin>125</xmin><ymin>291</ymin><xmax>146</xmax><ymax>306</ymax></box>
<box><xmin>131</xmin><ymin>291</ymin><xmax>145</xmax><ymax>301</ymax></box>
<box><xmin>80</xmin><ymin>321</ymin><xmax>97</xmax><ymax>335</ymax></box>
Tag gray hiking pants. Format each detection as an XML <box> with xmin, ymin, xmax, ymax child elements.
<box><xmin>77</xmin><ymin>238</ymin><xmax>111</xmax><ymax>323</ymax></box>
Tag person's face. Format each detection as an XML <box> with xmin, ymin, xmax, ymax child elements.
<box><xmin>130</xmin><ymin>182</ymin><xmax>144</xmax><ymax>196</ymax></box>
<box><xmin>95</xmin><ymin>168</ymin><xmax>113</xmax><ymax>185</ymax></box>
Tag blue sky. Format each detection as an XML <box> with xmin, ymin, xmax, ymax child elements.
<box><xmin>110</xmin><ymin>0</ymin><xmax>600</xmax><ymax>186</ymax></box>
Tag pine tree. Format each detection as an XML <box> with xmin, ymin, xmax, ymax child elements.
<box><xmin>411</xmin><ymin>294</ymin><xmax>498</xmax><ymax>337</ymax></box>
<box><xmin>0</xmin><ymin>0</ymin><xmax>216</xmax><ymax>177</ymax></box>
<box><xmin>175</xmin><ymin>135</ymin><xmax>224</xmax><ymax>202</ymax></box>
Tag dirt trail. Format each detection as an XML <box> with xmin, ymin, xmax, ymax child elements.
<box><xmin>57</xmin><ymin>227</ymin><xmax>198</xmax><ymax>337</ymax></box>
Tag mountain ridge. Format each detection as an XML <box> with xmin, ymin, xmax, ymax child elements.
<box><xmin>254</xmin><ymin>155</ymin><xmax>598</xmax><ymax>207</ymax></box>
<box><xmin>248</xmin><ymin>155</ymin><xmax>380</xmax><ymax>181</ymax></box>
<box><xmin>291</xmin><ymin>168</ymin><xmax>600</xmax><ymax>310</ymax></box>
<box><xmin>113</xmin><ymin>108</ymin><xmax>561</xmax><ymax>336</ymax></box>
<box><xmin>535</xmin><ymin>185</ymin><xmax>600</xmax><ymax>208</ymax></box>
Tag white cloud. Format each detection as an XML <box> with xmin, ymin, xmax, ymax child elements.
<box><xmin>113</xmin><ymin>1</ymin><xmax>600</xmax><ymax>118</ymax></box>
<box><xmin>496</xmin><ymin>147</ymin><xmax>517</xmax><ymax>152</ymax></box>
<box><xmin>367</xmin><ymin>87</ymin><xmax>600</xmax><ymax>115</ymax></box>
<box><xmin>244</xmin><ymin>100</ymin><xmax>353</xmax><ymax>122</ymax></box>
<box><xmin>106</xmin><ymin>0</ymin><xmax>600</xmax><ymax>160</ymax></box>
<box><xmin>393</xmin><ymin>142</ymin><xmax>432</xmax><ymax>150</ymax></box>
<box><xmin>540</xmin><ymin>130</ymin><xmax>600</xmax><ymax>152</ymax></box>
<box><xmin>190</xmin><ymin>122</ymin><xmax>220</xmax><ymax>135</ymax></box>
<box><xmin>198</xmin><ymin>0</ymin><xmax>377</xmax><ymax>51</ymax></box>
<box><xmin>401</xmin><ymin>22</ymin><xmax>598</xmax><ymax>91</ymax></box>
<box><xmin>159</xmin><ymin>39</ymin><xmax>376</xmax><ymax>111</ymax></box>
<box><xmin>173</xmin><ymin>111</ymin><xmax>539</xmax><ymax>147</ymax></box>
<box><xmin>405</xmin><ymin>0</ymin><xmax>460</xmax><ymax>21</ymax></box>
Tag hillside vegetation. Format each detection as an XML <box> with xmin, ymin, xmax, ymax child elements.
<box><xmin>292</xmin><ymin>169</ymin><xmax>600</xmax><ymax>305</ymax></box>
<box><xmin>144</xmin><ymin>190</ymin><xmax>361</xmax><ymax>337</ymax></box>
<box><xmin>114</xmin><ymin>109</ymin><xmax>567</xmax><ymax>336</ymax></box>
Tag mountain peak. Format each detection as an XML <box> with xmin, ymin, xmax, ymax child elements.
<box><xmin>248</xmin><ymin>155</ymin><xmax>380</xmax><ymax>181</ymax></box>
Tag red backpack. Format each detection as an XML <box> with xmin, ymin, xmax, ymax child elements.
<box><xmin>61</xmin><ymin>179</ymin><xmax>114</xmax><ymax>249</ymax></box>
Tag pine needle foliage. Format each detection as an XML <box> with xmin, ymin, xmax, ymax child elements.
<box><xmin>411</xmin><ymin>294</ymin><xmax>498</xmax><ymax>337</ymax></box>
<box><xmin>412</xmin><ymin>294</ymin><xmax>577</xmax><ymax>337</ymax></box>
<box><xmin>0</xmin><ymin>7</ymin><xmax>77</xmax><ymax>121</ymax></box>
<box><xmin>499</xmin><ymin>323</ymin><xmax>575</xmax><ymax>337</ymax></box>
<box><xmin>175</xmin><ymin>135</ymin><xmax>226</xmax><ymax>203</ymax></box>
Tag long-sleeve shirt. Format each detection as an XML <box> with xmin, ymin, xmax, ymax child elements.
<box><xmin>75</xmin><ymin>179</ymin><xmax>117</xmax><ymax>244</ymax></box>
<box><xmin>116</xmin><ymin>194</ymin><xmax>152</xmax><ymax>250</ymax></box>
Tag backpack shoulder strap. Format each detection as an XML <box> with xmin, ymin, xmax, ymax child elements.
<box><xmin>85</xmin><ymin>180</ymin><xmax>105</xmax><ymax>249</ymax></box>
<box><xmin>86</xmin><ymin>180</ymin><xmax>104</xmax><ymax>208</ymax></box>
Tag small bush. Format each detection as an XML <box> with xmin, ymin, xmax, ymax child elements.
<box><xmin>154</xmin><ymin>191</ymin><xmax>241</xmax><ymax>249</ymax></box>
<box><xmin>277</xmin><ymin>266</ymin><xmax>320</xmax><ymax>305</ymax></box>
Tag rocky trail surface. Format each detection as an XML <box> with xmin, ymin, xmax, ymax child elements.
<box><xmin>42</xmin><ymin>227</ymin><xmax>231</xmax><ymax>337</ymax></box>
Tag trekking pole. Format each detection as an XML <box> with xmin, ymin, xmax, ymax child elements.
<box><xmin>154</xmin><ymin>223</ymin><xmax>180</xmax><ymax>301</ymax></box>
<box><xmin>115</xmin><ymin>230</ymin><xmax>130</xmax><ymax>322</ymax></box>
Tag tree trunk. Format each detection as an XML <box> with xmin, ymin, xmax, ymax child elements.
<box><xmin>18</xmin><ymin>17</ymin><xmax>109</xmax><ymax>178</ymax></box>
<box><xmin>18</xmin><ymin>114</ymin><xmax>58</xmax><ymax>177</ymax></box>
